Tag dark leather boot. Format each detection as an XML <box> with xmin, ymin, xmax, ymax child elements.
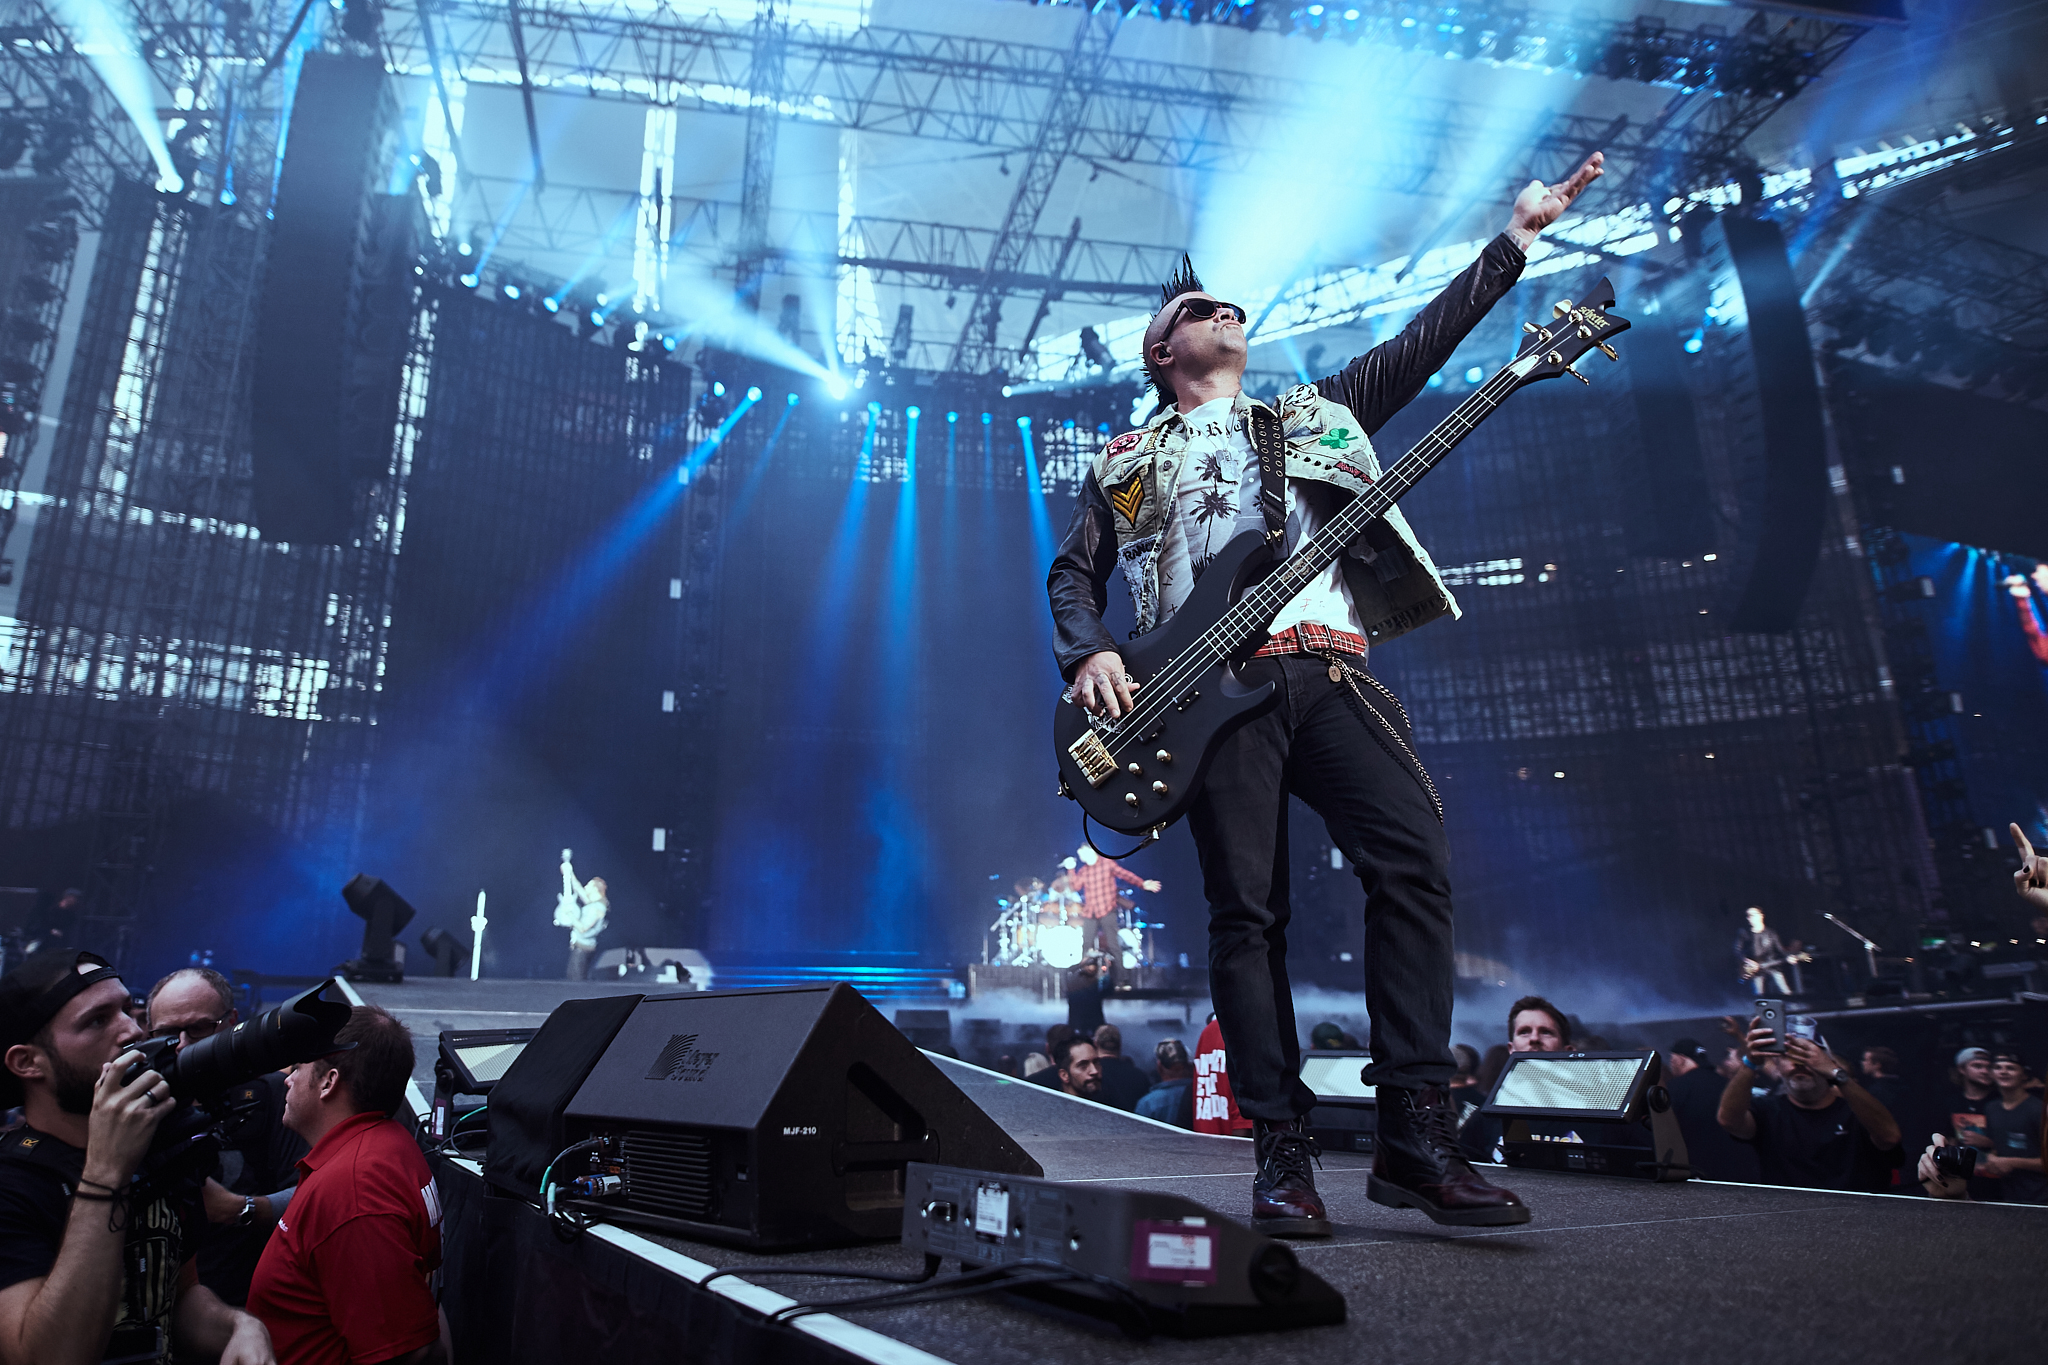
<box><xmin>1369</xmin><ymin>1084</ymin><xmax>1531</xmax><ymax>1226</ymax></box>
<box><xmin>1251</xmin><ymin>1118</ymin><xmax>1331</xmax><ymax>1238</ymax></box>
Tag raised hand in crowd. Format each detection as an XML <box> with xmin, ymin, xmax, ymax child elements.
<box><xmin>1918</xmin><ymin>1134</ymin><xmax>1969</xmax><ymax>1200</ymax></box>
<box><xmin>2011</xmin><ymin>823</ymin><xmax>2048</xmax><ymax>913</ymax></box>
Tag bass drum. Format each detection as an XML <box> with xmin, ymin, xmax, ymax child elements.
<box><xmin>1038</xmin><ymin>924</ymin><xmax>1084</xmax><ymax>969</ymax></box>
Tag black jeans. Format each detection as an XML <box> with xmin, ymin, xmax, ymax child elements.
<box><xmin>1187</xmin><ymin>653</ymin><xmax>1456</xmax><ymax>1120</ymax></box>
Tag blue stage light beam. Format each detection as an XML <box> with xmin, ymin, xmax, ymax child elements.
<box><xmin>806</xmin><ymin>403</ymin><xmax>882</xmax><ymax>673</ymax></box>
<box><xmin>49</xmin><ymin>0</ymin><xmax>188</xmax><ymax>191</ymax></box>
<box><xmin>659</xmin><ymin>259</ymin><xmax>838</xmax><ymax>383</ymax></box>
<box><xmin>1018</xmin><ymin>415</ymin><xmax>1056</xmax><ymax>572</ymax></box>
<box><xmin>677</xmin><ymin>386</ymin><xmax>760</xmax><ymax>484</ymax></box>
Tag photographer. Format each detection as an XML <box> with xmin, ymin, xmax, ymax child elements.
<box><xmin>145</xmin><ymin>969</ymin><xmax>307</xmax><ymax>1306</ymax></box>
<box><xmin>247</xmin><ymin>1005</ymin><xmax>449</xmax><ymax>1365</ymax></box>
<box><xmin>1717</xmin><ymin>1017</ymin><xmax>1902</xmax><ymax>1192</ymax></box>
<box><xmin>0</xmin><ymin>950</ymin><xmax>273</xmax><ymax>1365</ymax></box>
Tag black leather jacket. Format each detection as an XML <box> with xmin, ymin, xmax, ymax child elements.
<box><xmin>1047</xmin><ymin>232</ymin><xmax>1527</xmax><ymax>680</ymax></box>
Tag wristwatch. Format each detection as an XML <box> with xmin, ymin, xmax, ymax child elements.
<box><xmin>234</xmin><ymin>1195</ymin><xmax>257</xmax><ymax>1227</ymax></box>
<box><xmin>1829</xmin><ymin>1068</ymin><xmax>1853</xmax><ymax>1088</ymax></box>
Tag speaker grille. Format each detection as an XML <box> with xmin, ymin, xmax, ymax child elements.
<box><xmin>624</xmin><ymin>1129</ymin><xmax>713</xmax><ymax>1219</ymax></box>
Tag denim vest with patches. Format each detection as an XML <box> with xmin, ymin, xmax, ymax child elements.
<box><xmin>1091</xmin><ymin>386</ymin><xmax>1460</xmax><ymax>645</ymax></box>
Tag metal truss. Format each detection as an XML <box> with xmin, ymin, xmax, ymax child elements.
<box><xmin>1020</xmin><ymin>0</ymin><xmax>1884</xmax><ymax>102</ymax></box>
<box><xmin>949</xmin><ymin>4</ymin><xmax>1121</xmax><ymax>373</ymax></box>
<box><xmin>734</xmin><ymin>0</ymin><xmax>786</xmax><ymax>308</ymax></box>
<box><xmin>0</xmin><ymin>10</ymin><xmax>158</xmax><ymax>224</ymax></box>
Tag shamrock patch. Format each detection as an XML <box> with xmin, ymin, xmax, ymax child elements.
<box><xmin>1317</xmin><ymin>427</ymin><xmax>1356</xmax><ymax>451</ymax></box>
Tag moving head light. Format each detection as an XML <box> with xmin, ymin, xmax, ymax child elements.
<box><xmin>126</xmin><ymin>979</ymin><xmax>353</xmax><ymax>1099</ymax></box>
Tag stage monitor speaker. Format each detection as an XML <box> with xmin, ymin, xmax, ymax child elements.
<box><xmin>902</xmin><ymin>1163</ymin><xmax>1345</xmax><ymax>1337</ymax></box>
<box><xmin>1478</xmin><ymin>1049</ymin><xmax>1689</xmax><ymax>1181</ymax></box>
<box><xmin>432</xmin><ymin>1027</ymin><xmax>537</xmax><ymax>1145</ymax></box>
<box><xmin>483</xmin><ymin>994</ymin><xmax>645</xmax><ymax>1200</ymax></box>
<box><xmin>1702</xmin><ymin>215</ymin><xmax>1830</xmax><ymax>633</ymax></box>
<box><xmin>250</xmin><ymin>50</ymin><xmax>404</xmax><ymax>545</ymax></box>
<box><xmin>337</xmin><ymin>875</ymin><xmax>417</xmax><ymax>982</ymax></box>
<box><xmin>556</xmin><ymin>983</ymin><xmax>1041</xmax><ymax>1249</ymax></box>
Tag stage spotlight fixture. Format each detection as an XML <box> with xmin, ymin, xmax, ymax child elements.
<box><xmin>1016</xmin><ymin>416</ymin><xmax>1031</xmax><ymax>430</ymax></box>
<box><xmin>746</xmin><ymin>386</ymin><xmax>762</xmax><ymax>402</ymax></box>
<box><xmin>786</xmin><ymin>392</ymin><xmax>799</xmax><ymax>405</ymax></box>
<box><xmin>542</xmin><ymin>297</ymin><xmax>560</xmax><ymax>314</ymax></box>
<box><xmin>419</xmin><ymin>926</ymin><xmax>470</xmax><ymax>977</ymax></box>
<box><xmin>588</xmin><ymin>309</ymin><xmax>604</xmax><ymax>327</ymax></box>
<box><xmin>503</xmin><ymin>283</ymin><xmax>521</xmax><ymax>299</ymax></box>
<box><xmin>661</xmin><ymin>336</ymin><xmax>677</xmax><ymax>352</ymax></box>
<box><xmin>981</xmin><ymin>412</ymin><xmax>992</xmax><ymax>424</ymax></box>
<box><xmin>457</xmin><ymin>241</ymin><xmax>472</xmax><ymax>256</ymax></box>
<box><xmin>867</xmin><ymin>401</ymin><xmax>882</xmax><ymax>415</ymax></box>
<box><xmin>459</xmin><ymin>273</ymin><xmax>478</xmax><ymax>288</ymax></box>
<box><xmin>825</xmin><ymin>377</ymin><xmax>850</xmax><ymax>400</ymax></box>
<box><xmin>337</xmin><ymin>874</ymin><xmax>419</xmax><ymax>983</ymax></box>
<box><xmin>906</xmin><ymin>405</ymin><xmax>920</xmax><ymax>419</ymax></box>
<box><xmin>1001</xmin><ymin>384</ymin><xmax>1014</xmax><ymax>397</ymax></box>
<box><xmin>946</xmin><ymin>411</ymin><xmax>958</xmax><ymax>423</ymax></box>
<box><xmin>712</xmin><ymin>381</ymin><xmax>726</xmax><ymax>397</ymax></box>
<box><xmin>1427</xmin><ymin>371</ymin><xmax>1444</xmax><ymax>388</ymax></box>
<box><xmin>1464</xmin><ymin>366</ymin><xmax>1483</xmax><ymax>383</ymax></box>
<box><xmin>1684</xmin><ymin>329</ymin><xmax>1705</xmax><ymax>354</ymax></box>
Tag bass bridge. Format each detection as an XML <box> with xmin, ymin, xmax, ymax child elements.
<box><xmin>1066</xmin><ymin>730</ymin><xmax>1117</xmax><ymax>788</ymax></box>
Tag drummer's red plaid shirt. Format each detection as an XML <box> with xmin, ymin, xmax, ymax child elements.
<box><xmin>1070</xmin><ymin>857</ymin><xmax>1147</xmax><ymax>918</ymax></box>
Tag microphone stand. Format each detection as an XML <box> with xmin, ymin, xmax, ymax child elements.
<box><xmin>1822</xmin><ymin>912</ymin><xmax>1880</xmax><ymax>982</ymax></box>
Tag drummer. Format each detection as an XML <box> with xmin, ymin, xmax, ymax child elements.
<box><xmin>1066</xmin><ymin>844</ymin><xmax>1159</xmax><ymax>960</ymax></box>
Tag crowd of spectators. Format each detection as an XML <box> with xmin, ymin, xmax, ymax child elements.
<box><xmin>0</xmin><ymin>950</ymin><xmax>451</xmax><ymax>1365</ymax></box>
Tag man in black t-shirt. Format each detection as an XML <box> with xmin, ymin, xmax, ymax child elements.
<box><xmin>1978</xmin><ymin>1052</ymin><xmax>2046</xmax><ymax>1204</ymax></box>
<box><xmin>1718</xmin><ymin>1020</ymin><xmax>1903</xmax><ymax>1192</ymax></box>
<box><xmin>1090</xmin><ymin>1026</ymin><xmax>1149</xmax><ymax>1112</ymax></box>
<box><xmin>1665</xmin><ymin>1039</ymin><xmax>1758</xmax><ymax>1182</ymax></box>
<box><xmin>145</xmin><ymin>968</ymin><xmax>308</xmax><ymax>1307</ymax></box>
<box><xmin>0</xmin><ymin>951</ymin><xmax>273</xmax><ymax>1365</ymax></box>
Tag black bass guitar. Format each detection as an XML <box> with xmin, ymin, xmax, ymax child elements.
<box><xmin>1054</xmin><ymin>277</ymin><xmax>1631</xmax><ymax>838</ymax></box>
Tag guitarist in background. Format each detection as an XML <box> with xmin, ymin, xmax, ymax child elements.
<box><xmin>1047</xmin><ymin>152</ymin><xmax>1604</xmax><ymax>1237</ymax></box>
<box><xmin>1736</xmin><ymin>905</ymin><xmax>1807</xmax><ymax>996</ymax></box>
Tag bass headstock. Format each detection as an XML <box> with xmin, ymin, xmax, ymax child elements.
<box><xmin>1506</xmin><ymin>276</ymin><xmax>1632</xmax><ymax>387</ymax></box>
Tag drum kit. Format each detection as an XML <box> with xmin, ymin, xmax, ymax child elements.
<box><xmin>986</xmin><ymin>879</ymin><xmax>1157</xmax><ymax>970</ymax></box>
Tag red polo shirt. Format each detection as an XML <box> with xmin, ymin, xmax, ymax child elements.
<box><xmin>248</xmin><ymin>1111</ymin><xmax>444</xmax><ymax>1365</ymax></box>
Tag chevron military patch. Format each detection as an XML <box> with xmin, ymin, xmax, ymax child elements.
<box><xmin>1108</xmin><ymin>473</ymin><xmax>1146</xmax><ymax>526</ymax></box>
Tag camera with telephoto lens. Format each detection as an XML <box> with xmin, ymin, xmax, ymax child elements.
<box><xmin>1931</xmin><ymin>1142</ymin><xmax>1978</xmax><ymax>1183</ymax></box>
<box><xmin>124</xmin><ymin>979</ymin><xmax>353</xmax><ymax>1098</ymax></box>
<box><xmin>122</xmin><ymin>980</ymin><xmax>353</xmax><ymax>1199</ymax></box>
<box><xmin>122</xmin><ymin>982</ymin><xmax>352</xmax><ymax>1096</ymax></box>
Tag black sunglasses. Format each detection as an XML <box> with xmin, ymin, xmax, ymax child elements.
<box><xmin>1161</xmin><ymin>297</ymin><xmax>1245</xmax><ymax>337</ymax></box>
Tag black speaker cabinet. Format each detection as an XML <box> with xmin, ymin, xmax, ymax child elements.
<box><xmin>558</xmin><ymin>983</ymin><xmax>1041</xmax><ymax>1249</ymax></box>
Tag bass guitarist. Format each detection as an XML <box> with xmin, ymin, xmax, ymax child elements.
<box><xmin>1046</xmin><ymin>152</ymin><xmax>1603</xmax><ymax>1237</ymax></box>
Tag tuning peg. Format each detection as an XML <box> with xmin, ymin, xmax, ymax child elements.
<box><xmin>1576</xmin><ymin>324</ymin><xmax>1593</xmax><ymax>340</ymax></box>
<box><xmin>1597</xmin><ymin>342</ymin><xmax>1619</xmax><ymax>361</ymax></box>
<box><xmin>1523</xmin><ymin>322</ymin><xmax>1541</xmax><ymax>334</ymax></box>
<box><xmin>1552</xmin><ymin>298</ymin><xmax>1574</xmax><ymax>318</ymax></box>
<box><xmin>1565</xmin><ymin>364</ymin><xmax>1590</xmax><ymax>385</ymax></box>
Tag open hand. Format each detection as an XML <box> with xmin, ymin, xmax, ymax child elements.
<box><xmin>1509</xmin><ymin>152</ymin><xmax>1604</xmax><ymax>244</ymax></box>
<box><xmin>1781</xmin><ymin>1034</ymin><xmax>1845</xmax><ymax>1079</ymax></box>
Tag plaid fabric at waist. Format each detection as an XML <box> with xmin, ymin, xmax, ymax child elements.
<box><xmin>1253</xmin><ymin>622</ymin><xmax>1368</xmax><ymax>659</ymax></box>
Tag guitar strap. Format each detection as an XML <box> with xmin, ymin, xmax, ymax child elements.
<box><xmin>1245</xmin><ymin>405</ymin><xmax>1288</xmax><ymax>542</ymax></box>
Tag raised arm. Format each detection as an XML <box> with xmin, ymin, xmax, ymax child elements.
<box><xmin>1316</xmin><ymin>153</ymin><xmax>1603</xmax><ymax>434</ymax></box>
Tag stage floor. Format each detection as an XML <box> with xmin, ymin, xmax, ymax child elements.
<box><xmin>357</xmin><ymin>980</ymin><xmax>2046</xmax><ymax>1364</ymax></box>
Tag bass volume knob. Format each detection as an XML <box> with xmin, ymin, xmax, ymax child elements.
<box><xmin>1155</xmin><ymin>750</ymin><xmax>1172</xmax><ymax>763</ymax></box>
<box><xmin>1152</xmin><ymin>781</ymin><xmax>1169</xmax><ymax>795</ymax></box>
<box><xmin>1124</xmin><ymin>792</ymin><xmax>1140</xmax><ymax>807</ymax></box>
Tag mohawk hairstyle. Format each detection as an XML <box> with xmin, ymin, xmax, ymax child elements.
<box><xmin>1143</xmin><ymin>253</ymin><xmax>1207</xmax><ymax>404</ymax></box>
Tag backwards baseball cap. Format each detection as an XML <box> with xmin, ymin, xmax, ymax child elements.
<box><xmin>0</xmin><ymin>951</ymin><xmax>124</xmax><ymax>1106</ymax></box>
<box><xmin>1955</xmin><ymin>1046</ymin><xmax>1991</xmax><ymax>1068</ymax></box>
<box><xmin>1670</xmin><ymin>1037</ymin><xmax>1709</xmax><ymax>1063</ymax></box>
